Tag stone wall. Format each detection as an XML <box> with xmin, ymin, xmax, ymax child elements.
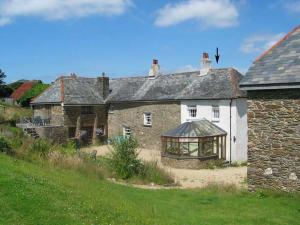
<box><xmin>35</xmin><ymin>126</ymin><xmax>68</xmax><ymax>143</ymax></box>
<box><xmin>247</xmin><ymin>89</ymin><xmax>300</xmax><ymax>192</ymax></box>
<box><xmin>108</xmin><ymin>101</ymin><xmax>181</xmax><ymax>150</ymax></box>
<box><xmin>33</xmin><ymin>105</ymin><xmax>64</xmax><ymax>126</ymax></box>
<box><xmin>63</xmin><ymin>105</ymin><xmax>107</xmax><ymax>136</ymax></box>
<box><xmin>161</xmin><ymin>156</ymin><xmax>219</xmax><ymax>169</ymax></box>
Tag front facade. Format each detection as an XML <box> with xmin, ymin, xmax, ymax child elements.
<box><xmin>28</xmin><ymin>55</ymin><xmax>248</xmax><ymax>162</ymax></box>
<box><xmin>240</xmin><ymin>25</ymin><xmax>300</xmax><ymax>192</ymax></box>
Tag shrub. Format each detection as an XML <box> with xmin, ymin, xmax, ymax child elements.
<box><xmin>0</xmin><ymin>135</ymin><xmax>14</xmax><ymax>155</ymax></box>
<box><xmin>110</xmin><ymin>137</ymin><xmax>142</xmax><ymax>179</ymax></box>
<box><xmin>18</xmin><ymin>83</ymin><xmax>50</xmax><ymax>107</ymax></box>
<box><xmin>29</xmin><ymin>139</ymin><xmax>51</xmax><ymax>158</ymax></box>
<box><xmin>137</xmin><ymin>161</ymin><xmax>174</xmax><ymax>185</ymax></box>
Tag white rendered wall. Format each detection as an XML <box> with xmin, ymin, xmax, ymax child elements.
<box><xmin>181</xmin><ymin>99</ymin><xmax>247</xmax><ymax>162</ymax></box>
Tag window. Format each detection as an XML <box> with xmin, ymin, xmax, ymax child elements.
<box><xmin>123</xmin><ymin>126</ymin><xmax>131</xmax><ymax>137</ymax></box>
<box><xmin>143</xmin><ymin>112</ymin><xmax>152</xmax><ymax>126</ymax></box>
<box><xmin>188</xmin><ymin>106</ymin><xmax>197</xmax><ymax>118</ymax></box>
<box><xmin>212</xmin><ymin>106</ymin><xmax>220</xmax><ymax>121</ymax></box>
<box><xmin>81</xmin><ymin>106</ymin><xmax>94</xmax><ymax>115</ymax></box>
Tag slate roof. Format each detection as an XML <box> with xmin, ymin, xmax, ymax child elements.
<box><xmin>31</xmin><ymin>76</ymin><xmax>105</xmax><ymax>105</ymax></box>
<box><xmin>11</xmin><ymin>81</ymin><xmax>37</xmax><ymax>101</ymax></box>
<box><xmin>240</xmin><ymin>25</ymin><xmax>300</xmax><ymax>90</ymax></box>
<box><xmin>162</xmin><ymin>119</ymin><xmax>227</xmax><ymax>138</ymax></box>
<box><xmin>107</xmin><ymin>68</ymin><xmax>245</xmax><ymax>102</ymax></box>
<box><xmin>32</xmin><ymin>68</ymin><xmax>245</xmax><ymax>105</ymax></box>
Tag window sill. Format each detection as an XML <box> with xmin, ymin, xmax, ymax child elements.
<box><xmin>143</xmin><ymin>124</ymin><xmax>152</xmax><ymax>127</ymax></box>
<box><xmin>212</xmin><ymin>119</ymin><xmax>220</xmax><ymax>122</ymax></box>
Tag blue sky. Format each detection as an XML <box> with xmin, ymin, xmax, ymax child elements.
<box><xmin>0</xmin><ymin>0</ymin><xmax>299</xmax><ymax>83</ymax></box>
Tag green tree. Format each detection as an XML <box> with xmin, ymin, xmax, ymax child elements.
<box><xmin>18</xmin><ymin>82</ymin><xmax>50</xmax><ymax>107</ymax></box>
<box><xmin>0</xmin><ymin>69</ymin><xmax>6</xmax><ymax>85</ymax></box>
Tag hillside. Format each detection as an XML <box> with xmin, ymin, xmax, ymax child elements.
<box><xmin>0</xmin><ymin>153</ymin><xmax>299</xmax><ymax>225</ymax></box>
<box><xmin>0</xmin><ymin>103</ymin><xmax>32</xmax><ymax>122</ymax></box>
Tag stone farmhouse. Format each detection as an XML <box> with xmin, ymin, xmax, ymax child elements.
<box><xmin>25</xmin><ymin>53</ymin><xmax>247</xmax><ymax>163</ymax></box>
<box><xmin>240</xmin><ymin>25</ymin><xmax>300</xmax><ymax>192</ymax></box>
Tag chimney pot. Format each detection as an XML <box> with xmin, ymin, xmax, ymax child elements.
<box><xmin>203</xmin><ymin>52</ymin><xmax>209</xmax><ymax>59</ymax></box>
<box><xmin>153</xmin><ymin>59</ymin><xmax>158</xmax><ymax>65</ymax></box>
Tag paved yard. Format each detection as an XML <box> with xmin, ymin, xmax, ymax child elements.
<box><xmin>82</xmin><ymin>145</ymin><xmax>247</xmax><ymax>189</ymax></box>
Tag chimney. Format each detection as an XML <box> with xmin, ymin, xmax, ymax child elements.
<box><xmin>70</xmin><ymin>73</ymin><xmax>77</xmax><ymax>78</ymax></box>
<box><xmin>97</xmin><ymin>73</ymin><xmax>110</xmax><ymax>100</ymax></box>
<box><xmin>149</xmin><ymin>59</ymin><xmax>160</xmax><ymax>77</ymax></box>
<box><xmin>200</xmin><ymin>52</ymin><xmax>212</xmax><ymax>76</ymax></box>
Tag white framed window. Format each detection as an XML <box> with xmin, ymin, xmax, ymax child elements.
<box><xmin>188</xmin><ymin>106</ymin><xmax>197</xmax><ymax>118</ymax></box>
<box><xmin>123</xmin><ymin>126</ymin><xmax>131</xmax><ymax>137</ymax></box>
<box><xmin>143</xmin><ymin>112</ymin><xmax>152</xmax><ymax>126</ymax></box>
<box><xmin>212</xmin><ymin>106</ymin><xmax>220</xmax><ymax>121</ymax></box>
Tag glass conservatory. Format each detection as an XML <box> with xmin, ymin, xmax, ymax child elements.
<box><xmin>161</xmin><ymin>119</ymin><xmax>227</xmax><ymax>160</ymax></box>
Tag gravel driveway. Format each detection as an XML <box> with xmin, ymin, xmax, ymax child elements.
<box><xmin>82</xmin><ymin>145</ymin><xmax>247</xmax><ymax>189</ymax></box>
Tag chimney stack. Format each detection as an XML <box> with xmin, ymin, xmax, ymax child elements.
<box><xmin>200</xmin><ymin>52</ymin><xmax>212</xmax><ymax>76</ymax></box>
<box><xmin>149</xmin><ymin>59</ymin><xmax>160</xmax><ymax>77</ymax></box>
<box><xmin>97</xmin><ymin>73</ymin><xmax>109</xmax><ymax>100</ymax></box>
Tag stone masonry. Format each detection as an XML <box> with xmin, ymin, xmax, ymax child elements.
<box><xmin>108</xmin><ymin>101</ymin><xmax>181</xmax><ymax>150</ymax></box>
<box><xmin>247</xmin><ymin>89</ymin><xmax>300</xmax><ymax>192</ymax></box>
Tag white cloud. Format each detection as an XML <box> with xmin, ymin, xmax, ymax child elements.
<box><xmin>174</xmin><ymin>64</ymin><xmax>199</xmax><ymax>73</ymax></box>
<box><xmin>0</xmin><ymin>0</ymin><xmax>132</xmax><ymax>26</ymax></box>
<box><xmin>283</xmin><ymin>0</ymin><xmax>300</xmax><ymax>13</ymax></box>
<box><xmin>240</xmin><ymin>33</ymin><xmax>285</xmax><ymax>54</ymax></box>
<box><xmin>154</xmin><ymin>0</ymin><xmax>239</xmax><ymax>28</ymax></box>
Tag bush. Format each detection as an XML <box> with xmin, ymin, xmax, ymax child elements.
<box><xmin>137</xmin><ymin>161</ymin><xmax>174</xmax><ymax>185</ymax></box>
<box><xmin>110</xmin><ymin>137</ymin><xmax>142</xmax><ymax>179</ymax></box>
<box><xmin>0</xmin><ymin>135</ymin><xmax>14</xmax><ymax>155</ymax></box>
<box><xmin>29</xmin><ymin>139</ymin><xmax>51</xmax><ymax>158</ymax></box>
<box><xmin>18</xmin><ymin>82</ymin><xmax>50</xmax><ymax>107</ymax></box>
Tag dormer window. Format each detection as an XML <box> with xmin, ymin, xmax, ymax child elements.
<box><xmin>212</xmin><ymin>106</ymin><xmax>220</xmax><ymax>121</ymax></box>
<box><xmin>188</xmin><ymin>106</ymin><xmax>197</xmax><ymax>118</ymax></box>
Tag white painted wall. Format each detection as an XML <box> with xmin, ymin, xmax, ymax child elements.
<box><xmin>181</xmin><ymin>99</ymin><xmax>247</xmax><ymax>162</ymax></box>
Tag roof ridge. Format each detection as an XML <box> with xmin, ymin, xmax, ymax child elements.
<box><xmin>255</xmin><ymin>24</ymin><xmax>300</xmax><ymax>62</ymax></box>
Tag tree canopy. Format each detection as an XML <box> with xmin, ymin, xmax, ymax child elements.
<box><xmin>0</xmin><ymin>69</ymin><xmax>6</xmax><ymax>85</ymax></box>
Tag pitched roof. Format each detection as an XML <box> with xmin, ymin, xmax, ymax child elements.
<box><xmin>31</xmin><ymin>76</ymin><xmax>105</xmax><ymax>105</ymax></box>
<box><xmin>32</xmin><ymin>68</ymin><xmax>245</xmax><ymax>105</ymax></box>
<box><xmin>10</xmin><ymin>81</ymin><xmax>36</xmax><ymax>100</ymax></box>
<box><xmin>162</xmin><ymin>119</ymin><xmax>227</xmax><ymax>138</ymax></box>
<box><xmin>240</xmin><ymin>25</ymin><xmax>300</xmax><ymax>90</ymax></box>
<box><xmin>107</xmin><ymin>68</ymin><xmax>245</xmax><ymax>102</ymax></box>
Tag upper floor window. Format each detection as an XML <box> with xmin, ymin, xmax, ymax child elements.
<box><xmin>212</xmin><ymin>106</ymin><xmax>220</xmax><ymax>121</ymax></box>
<box><xmin>188</xmin><ymin>106</ymin><xmax>197</xmax><ymax>118</ymax></box>
<box><xmin>123</xmin><ymin>126</ymin><xmax>131</xmax><ymax>138</ymax></box>
<box><xmin>144</xmin><ymin>112</ymin><xmax>152</xmax><ymax>126</ymax></box>
<box><xmin>81</xmin><ymin>106</ymin><xmax>94</xmax><ymax>115</ymax></box>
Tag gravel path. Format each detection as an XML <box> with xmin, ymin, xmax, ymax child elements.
<box><xmin>82</xmin><ymin>145</ymin><xmax>247</xmax><ymax>189</ymax></box>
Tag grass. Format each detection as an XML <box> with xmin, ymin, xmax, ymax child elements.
<box><xmin>0</xmin><ymin>153</ymin><xmax>299</xmax><ymax>225</ymax></box>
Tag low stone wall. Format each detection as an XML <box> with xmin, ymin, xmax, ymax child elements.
<box><xmin>35</xmin><ymin>126</ymin><xmax>68</xmax><ymax>143</ymax></box>
<box><xmin>247</xmin><ymin>89</ymin><xmax>300</xmax><ymax>192</ymax></box>
<box><xmin>161</xmin><ymin>156</ymin><xmax>218</xmax><ymax>169</ymax></box>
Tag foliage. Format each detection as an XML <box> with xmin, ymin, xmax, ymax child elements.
<box><xmin>29</xmin><ymin>139</ymin><xmax>52</xmax><ymax>158</ymax></box>
<box><xmin>0</xmin><ymin>136</ymin><xmax>11</xmax><ymax>153</ymax></box>
<box><xmin>8</xmin><ymin>80</ymin><xmax>27</xmax><ymax>91</ymax></box>
<box><xmin>1</xmin><ymin>153</ymin><xmax>300</xmax><ymax>225</ymax></box>
<box><xmin>110</xmin><ymin>137</ymin><xmax>143</xmax><ymax>179</ymax></box>
<box><xmin>0</xmin><ymin>69</ymin><xmax>6</xmax><ymax>85</ymax></box>
<box><xmin>18</xmin><ymin>82</ymin><xmax>50</xmax><ymax>107</ymax></box>
<box><xmin>0</xmin><ymin>85</ymin><xmax>13</xmax><ymax>98</ymax></box>
<box><xmin>135</xmin><ymin>161</ymin><xmax>174</xmax><ymax>185</ymax></box>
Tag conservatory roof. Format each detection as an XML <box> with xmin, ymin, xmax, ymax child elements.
<box><xmin>162</xmin><ymin>119</ymin><xmax>227</xmax><ymax>138</ymax></box>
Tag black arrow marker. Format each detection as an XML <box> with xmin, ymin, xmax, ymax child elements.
<box><xmin>215</xmin><ymin>47</ymin><xmax>220</xmax><ymax>64</ymax></box>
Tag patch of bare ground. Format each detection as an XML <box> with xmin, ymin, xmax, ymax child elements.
<box><xmin>82</xmin><ymin>145</ymin><xmax>247</xmax><ymax>189</ymax></box>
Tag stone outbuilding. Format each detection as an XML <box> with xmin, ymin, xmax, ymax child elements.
<box><xmin>240</xmin><ymin>25</ymin><xmax>300</xmax><ymax>192</ymax></box>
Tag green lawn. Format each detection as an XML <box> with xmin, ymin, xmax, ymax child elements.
<box><xmin>0</xmin><ymin>153</ymin><xmax>299</xmax><ymax>225</ymax></box>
